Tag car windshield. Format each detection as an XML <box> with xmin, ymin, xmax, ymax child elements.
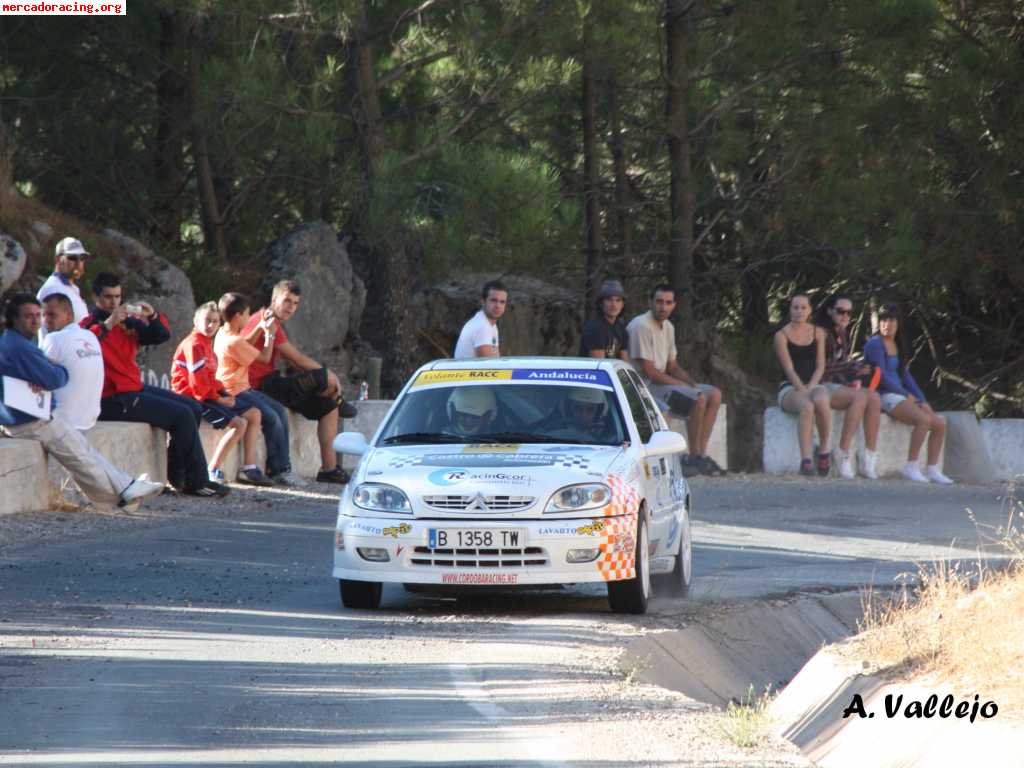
<box><xmin>378</xmin><ymin>383</ymin><xmax>628</xmax><ymax>446</ymax></box>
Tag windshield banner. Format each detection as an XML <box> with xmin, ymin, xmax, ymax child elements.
<box><xmin>412</xmin><ymin>368</ymin><xmax>613</xmax><ymax>390</ymax></box>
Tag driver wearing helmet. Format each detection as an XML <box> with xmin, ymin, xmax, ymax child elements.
<box><xmin>447</xmin><ymin>387</ymin><xmax>498</xmax><ymax>437</ymax></box>
<box><xmin>548</xmin><ymin>387</ymin><xmax>613</xmax><ymax>442</ymax></box>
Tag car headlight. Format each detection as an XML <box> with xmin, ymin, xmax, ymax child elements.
<box><xmin>352</xmin><ymin>483</ymin><xmax>412</xmax><ymax>514</ymax></box>
<box><xmin>545</xmin><ymin>483</ymin><xmax>611</xmax><ymax>513</ymax></box>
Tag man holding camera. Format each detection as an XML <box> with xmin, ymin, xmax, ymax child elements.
<box><xmin>82</xmin><ymin>272</ymin><xmax>229</xmax><ymax>498</ymax></box>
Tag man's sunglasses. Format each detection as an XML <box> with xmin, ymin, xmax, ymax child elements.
<box><xmin>833</xmin><ymin>307</ymin><xmax>852</xmax><ymax>316</ymax></box>
<box><xmin>63</xmin><ymin>255</ymin><xmax>86</xmax><ymax>262</ymax></box>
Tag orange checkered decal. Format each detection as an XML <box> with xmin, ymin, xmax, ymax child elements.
<box><xmin>596</xmin><ymin>474</ymin><xmax>640</xmax><ymax>581</ymax></box>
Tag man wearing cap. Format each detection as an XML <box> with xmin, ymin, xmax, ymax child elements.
<box><xmin>579</xmin><ymin>280</ymin><xmax>631</xmax><ymax>361</ymax></box>
<box><xmin>37</xmin><ymin>237</ymin><xmax>90</xmax><ymax>340</ymax></box>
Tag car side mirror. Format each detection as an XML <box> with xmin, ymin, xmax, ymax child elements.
<box><xmin>644</xmin><ymin>429</ymin><xmax>687</xmax><ymax>457</ymax></box>
<box><xmin>333</xmin><ymin>431</ymin><xmax>369</xmax><ymax>456</ymax></box>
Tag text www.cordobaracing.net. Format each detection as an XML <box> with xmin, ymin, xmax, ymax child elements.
<box><xmin>2</xmin><ymin>1</ymin><xmax>124</xmax><ymax>14</ymax></box>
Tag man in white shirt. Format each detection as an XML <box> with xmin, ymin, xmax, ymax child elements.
<box><xmin>453</xmin><ymin>280</ymin><xmax>508</xmax><ymax>358</ymax></box>
<box><xmin>37</xmin><ymin>236</ymin><xmax>90</xmax><ymax>340</ymax></box>
<box><xmin>626</xmin><ymin>284</ymin><xmax>724</xmax><ymax>475</ymax></box>
<box><xmin>40</xmin><ymin>293</ymin><xmax>105</xmax><ymax>430</ymax></box>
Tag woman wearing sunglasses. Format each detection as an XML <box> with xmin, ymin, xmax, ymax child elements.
<box><xmin>815</xmin><ymin>294</ymin><xmax>881</xmax><ymax>479</ymax></box>
<box><xmin>863</xmin><ymin>303</ymin><xmax>953</xmax><ymax>484</ymax></box>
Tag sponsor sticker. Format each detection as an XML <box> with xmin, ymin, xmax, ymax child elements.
<box><xmin>420</xmin><ymin>452</ymin><xmax>556</xmax><ymax>468</ymax></box>
<box><xmin>427</xmin><ymin>468</ymin><xmax>532</xmax><ymax>486</ymax></box>
<box><xmin>382</xmin><ymin>523</ymin><xmax>412</xmax><ymax>538</ymax></box>
<box><xmin>412</xmin><ymin>369</ymin><xmax>513</xmax><ymax>386</ymax></box>
<box><xmin>441</xmin><ymin>573</ymin><xmax>519</xmax><ymax>585</ymax></box>
<box><xmin>463</xmin><ymin>443</ymin><xmax>520</xmax><ymax>453</ymax></box>
<box><xmin>510</xmin><ymin>368</ymin><xmax>613</xmax><ymax>388</ymax></box>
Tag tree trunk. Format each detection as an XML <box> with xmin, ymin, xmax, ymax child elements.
<box><xmin>188</xmin><ymin>21</ymin><xmax>228</xmax><ymax>263</ymax></box>
<box><xmin>607</xmin><ymin>70</ymin><xmax>633</xmax><ymax>269</ymax></box>
<box><xmin>665</xmin><ymin>0</ymin><xmax>695</xmax><ymax>325</ymax></box>
<box><xmin>153</xmin><ymin>9</ymin><xmax>189</xmax><ymax>248</ymax></box>
<box><xmin>581</xmin><ymin>7</ymin><xmax>603</xmax><ymax>309</ymax></box>
<box><xmin>349</xmin><ymin>0</ymin><xmax>413</xmax><ymax>395</ymax></box>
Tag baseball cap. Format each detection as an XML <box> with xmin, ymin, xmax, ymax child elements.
<box><xmin>598</xmin><ymin>279</ymin><xmax>625</xmax><ymax>300</ymax></box>
<box><xmin>55</xmin><ymin>237</ymin><xmax>90</xmax><ymax>258</ymax></box>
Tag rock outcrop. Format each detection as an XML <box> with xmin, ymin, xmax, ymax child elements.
<box><xmin>1</xmin><ymin>233</ymin><xmax>27</xmax><ymax>293</ymax></box>
<box><xmin>260</xmin><ymin>223</ymin><xmax>366</xmax><ymax>384</ymax></box>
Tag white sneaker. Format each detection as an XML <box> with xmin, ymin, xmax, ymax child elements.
<box><xmin>271</xmin><ymin>470</ymin><xmax>309</xmax><ymax>488</ymax></box>
<box><xmin>835</xmin><ymin>450</ymin><xmax>855</xmax><ymax>480</ymax></box>
<box><xmin>926</xmin><ymin>465</ymin><xmax>954</xmax><ymax>485</ymax></box>
<box><xmin>902</xmin><ymin>463</ymin><xmax>930</xmax><ymax>483</ymax></box>
<box><xmin>859</xmin><ymin>450</ymin><xmax>878</xmax><ymax>480</ymax></box>
<box><xmin>119</xmin><ymin>474</ymin><xmax>164</xmax><ymax>507</ymax></box>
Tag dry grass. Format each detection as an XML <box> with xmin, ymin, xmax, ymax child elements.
<box><xmin>847</xmin><ymin>480</ymin><xmax>1024</xmax><ymax>715</ymax></box>
<box><xmin>715</xmin><ymin>685</ymin><xmax>775</xmax><ymax>749</ymax></box>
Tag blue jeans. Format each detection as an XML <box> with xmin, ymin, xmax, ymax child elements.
<box><xmin>236</xmin><ymin>389</ymin><xmax>291</xmax><ymax>475</ymax></box>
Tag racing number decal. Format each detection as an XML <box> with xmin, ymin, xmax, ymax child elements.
<box><xmin>596</xmin><ymin>474</ymin><xmax>640</xmax><ymax>581</ymax></box>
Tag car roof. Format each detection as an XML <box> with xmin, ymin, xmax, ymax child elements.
<box><xmin>424</xmin><ymin>356</ymin><xmax>626</xmax><ymax>372</ymax></box>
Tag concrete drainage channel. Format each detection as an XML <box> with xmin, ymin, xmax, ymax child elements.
<box><xmin>623</xmin><ymin>592</ymin><xmax>1024</xmax><ymax>768</ymax></box>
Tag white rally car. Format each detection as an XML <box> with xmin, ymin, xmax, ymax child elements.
<box><xmin>332</xmin><ymin>357</ymin><xmax>693</xmax><ymax>614</ymax></box>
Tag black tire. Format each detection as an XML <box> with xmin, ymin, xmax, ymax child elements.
<box><xmin>655</xmin><ymin>507</ymin><xmax>692</xmax><ymax>598</ymax></box>
<box><xmin>607</xmin><ymin>515</ymin><xmax>650</xmax><ymax>615</ymax></box>
<box><xmin>339</xmin><ymin>578</ymin><xmax>382</xmax><ymax>609</ymax></box>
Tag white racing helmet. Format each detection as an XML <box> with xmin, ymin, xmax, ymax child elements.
<box><xmin>566</xmin><ymin>386</ymin><xmax>606</xmax><ymax>418</ymax></box>
<box><xmin>447</xmin><ymin>387</ymin><xmax>497</xmax><ymax>435</ymax></box>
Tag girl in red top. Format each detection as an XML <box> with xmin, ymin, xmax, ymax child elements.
<box><xmin>172</xmin><ymin>302</ymin><xmax>270</xmax><ymax>485</ymax></box>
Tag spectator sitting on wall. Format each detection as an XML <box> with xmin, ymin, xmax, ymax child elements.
<box><xmin>37</xmin><ymin>236</ymin><xmax>90</xmax><ymax>341</ymax></box>
<box><xmin>626</xmin><ymin>284</ymin><xmax>725</xmax><ymax>476</ymax></box>
<box><xmin>453</xmin><ymin>280</ymin><xmax>508</xmax><ymax>359</ymax></box>
<box><xmin>82</xmin><ymin>272</ymin><xmax>229</xmax><ymax>498</ymax></box>
<box><xmin>244</xmin><ymin>280</ymin><xmax>355</xmax><ymax>485</ymax></box>
<box><xmin>215</xmin><ymin>292</ymin><xmax>296</xmax><ymax>486</ymax></box>
<box><xmin>579</xmin><ymin>279</ymin><xmax>630</xmax><ymax>362</ymax></box>
<box><xmin>172</xmin><ymin>302</ymin><xmax>271</xmax><ymax>486</ymax></box>
<box><xmin>1</xmin><ymin>293</ymin><xmax>163</xmax><ymax>509</ymax></box>
<box><xmin>39</xmin><ymin>292</ymin><xmax>104</xmax><ymax>431</ymax></box>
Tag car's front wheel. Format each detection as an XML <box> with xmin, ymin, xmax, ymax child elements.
<box><xmin>607</xmin><ymin>515</ymin><xmax>650</xmax><ymax>614</ymax></box>
<box><xmin>339</xmin><ymin>579</ymin><xmax>382</xmax><ymax>609</ymax></box>
<box><xmin>656</xmin><ymin>508</ymin><xmax>692</xmax><ymax>597</ymax></box>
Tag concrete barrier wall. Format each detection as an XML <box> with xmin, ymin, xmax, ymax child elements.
<box><xmin>979</xmin><ymin>419</ymin><xmax>1024</xmax><ymax>482</ymax></box>
<box><xmin>0</xmin><ymin>439</ymin><xmax>51</xmax><ymax>516</ymax></box>
<box><xmin>763</xmin><ymin>406</ymin><xmax>948</xmax><ymax>477</ymax></box>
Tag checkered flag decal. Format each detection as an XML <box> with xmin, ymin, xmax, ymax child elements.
<box><xmin>553</xmin><ymin>454</ymin><xmax>590</xmax><ymax>470</ymax></box>
<box><xmin>595</xmin><ymin>474</ymin><xmax>640</xmax><ymax>582</ymax></box>
<box><xmin>386</xmin><ymin>455</ymin><xmax>419</xmax><ymax>469</ymax></box>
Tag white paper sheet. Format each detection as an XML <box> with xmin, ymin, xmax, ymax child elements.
<box><xmin>2</xmin><ymin>376</ymin><xmax>52</xmax><ymax>420</ymax></box>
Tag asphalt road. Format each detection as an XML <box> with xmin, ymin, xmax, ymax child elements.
<box><xmin>0</xmin><ymin>475</ymin><xmax>1012</xmax><ymax>767</ymax></box>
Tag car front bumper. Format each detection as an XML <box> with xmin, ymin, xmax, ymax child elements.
<box><xmin>333</xmin><ymin>514</ymin><xmax>637</xmax><ymax>586</ymax></box>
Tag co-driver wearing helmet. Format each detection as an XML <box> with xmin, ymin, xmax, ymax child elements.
<box><xmin>548</xmin><ymin>387</ymin><xmax>613</xmax><ymax>442</ymax></box>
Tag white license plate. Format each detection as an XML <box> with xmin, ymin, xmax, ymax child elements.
<box><xmin>428</xmin><ymin>528</ymin><xmax>525</xmax><ymax>549</ymax></box>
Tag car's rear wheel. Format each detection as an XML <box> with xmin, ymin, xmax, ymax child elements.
<box><xmin>339</xmin><ymin>579</ymin><xmax>382</xmax><ymax>609</ymax></box>
<box><xmin>607</xmin><ymin>515</ymin><xmax>650</xmax><ymax>614</ymax></box>
<box><xmin>656</xmin><ymin>508</ymin><xmax>692</xmax><ymax>597</ymax></box>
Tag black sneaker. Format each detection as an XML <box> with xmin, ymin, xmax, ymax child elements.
<box><xmin>680</xmin><ymin>455</ymin><xmax>702</xmax><ymax>478</ymax></box>
<box><xmin>339</xmin><ymin>400</ymin><xmax>358</xmax><ymax>419</ymax></box>
<box><xmin>700</xmin><ymin>456</ymin><xmax>727</xmax><ymax>476</ymax></box>
<box><xmin>185</xmin><ymin>481</ymin><xmax>231</xmax><ymax>498</ymax></box>
<box><xmin>316</xmin><ymin>466</ymin><xmax>350</xmax><ymax>484</ymax></box>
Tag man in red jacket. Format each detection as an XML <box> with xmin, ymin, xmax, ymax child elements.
<box><xmin>82</xmin><ymin>272</ymin><xmax>229</xmax><ymax>497</ymax></box>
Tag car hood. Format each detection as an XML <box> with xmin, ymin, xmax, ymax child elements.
<box><xmin>357</xmin><ymin>443</ymin><xmax>626</xmax><ymax>517</ymax></box>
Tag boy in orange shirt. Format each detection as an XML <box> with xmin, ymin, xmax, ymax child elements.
<box><xmin>171</xmin><ymin>302</ymin><xmax>271</xmax><ymax>486</ymax></box>
<box><xmin>214</xmin><ymin>293</ymin><xmax>295</xmax><ymax>485</ymax></box>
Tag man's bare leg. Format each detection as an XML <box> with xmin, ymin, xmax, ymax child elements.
<box><xmin>317</xmin><ymin>408</ymin><xmax>339</xmax><ymax>471</ymax></box>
